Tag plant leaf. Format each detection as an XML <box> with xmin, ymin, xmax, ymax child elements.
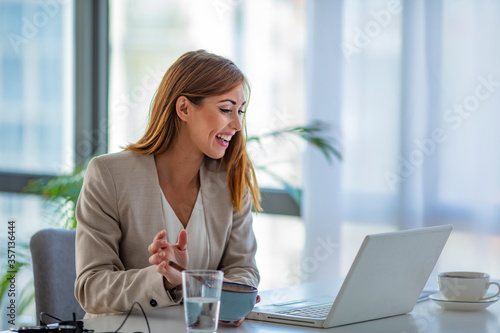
<box><xmin>248</xmin><ymin>120</ymin><xmax>342</xmax><ymax>163</ymax></box>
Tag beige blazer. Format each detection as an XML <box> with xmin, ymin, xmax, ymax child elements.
<box><xmin>74</xmin><ymin>151</ymin><xmax>259</xmax><ymax>315</ymax></box>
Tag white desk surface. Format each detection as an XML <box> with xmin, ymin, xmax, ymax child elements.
<box><xmin>83</xmin><ymin>278</ymin><xmax>500</xmax><ymax>333</ymax></box>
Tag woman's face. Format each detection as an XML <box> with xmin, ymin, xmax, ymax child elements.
<box><xmin>184</xmin><ymin>85</ymin><xmax>246</xmax><ymax>160</ymax></box>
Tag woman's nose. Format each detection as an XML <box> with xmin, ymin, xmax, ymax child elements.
<box><xmin>231</xmin><ymin>112</ymin><xmax>243</xmax><ymax>132</ymax></box>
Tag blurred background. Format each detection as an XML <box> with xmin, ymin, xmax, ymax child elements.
<box><xmin>1</xmin><ymin>0</ymin><xmax>500</xmax><ymax>327</ymax></box>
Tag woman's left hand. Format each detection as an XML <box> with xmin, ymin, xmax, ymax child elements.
<box><xmin>148</xmin><ymin>229</ymin><xmax>189</xmax><ymax>289</ymax></box>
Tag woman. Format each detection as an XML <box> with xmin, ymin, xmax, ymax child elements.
<box><xmin>74</xmin><ymin>50</ymin><xmax>261</xmax><ymax>322</ymax></box>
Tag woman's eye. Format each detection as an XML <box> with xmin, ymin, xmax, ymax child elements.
<box><xmin>238</xmin><ymin>110</ymin><xmax>246</xmax><ymax>115</ymax></box>
<box><xmin>219</xmin><ymin>108</ymin><xmax>231</xmax><ymax>113</ymax></box>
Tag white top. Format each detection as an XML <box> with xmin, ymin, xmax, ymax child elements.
<box><xmin>161</xmin><ymin>190</ymin><xmax>209</xmax><ymax>270</ymax></box>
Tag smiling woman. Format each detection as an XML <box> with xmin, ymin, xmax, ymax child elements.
<box><xmin>125</xmin><ymin>50</ymin><xmax>260</xmax><ymax>212</ymax></box>
<box><xmin>74</xmin><ymin>50</ymin><xmax>261</xmax><ymax>325</ymax></box>
<box><xmin>177</xmin><ymin>87</ymin><xmax>245</xmax><ymax>160</ymax></box>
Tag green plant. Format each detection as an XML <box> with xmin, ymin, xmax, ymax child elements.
<box><xmin>23</xmin><ymin>164</ymin><xmax>87</xmax><ymax>229</ymax></box>
<box><xmin>248</xmin><ymin>120</ymin><xmax>342</xmax><ymax>163</ymax></box>
<box><xmin>247</xmin><ymin>120</ymin><xmax>342</xmax><ymax>205</ymax></box>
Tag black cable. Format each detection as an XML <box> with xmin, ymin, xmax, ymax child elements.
<box><xmin>113</xmin><ymin>302</ymin><xmax>150</xmax><ymax>333</ymax></box>
<box><xmin>39</xmin><ymin>312</ymin><xmax>63</xmax><ymax>326</ymax></box>
<box><xmin>36</xmin><ymin>303</ymin><xmax>149</xmax><ymax>333</ymax></box>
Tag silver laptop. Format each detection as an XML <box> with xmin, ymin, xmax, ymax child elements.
<box><xmin>246</xmin><ymin>225</ymin><xmax>453</xmax><ymax>328</ymax></box>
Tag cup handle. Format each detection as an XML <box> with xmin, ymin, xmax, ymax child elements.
<box><xmin>481</xmin><ymin>282</ymin><xmax>500</xmax><ymax>300</ymax></box>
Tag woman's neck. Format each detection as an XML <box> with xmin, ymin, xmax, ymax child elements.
<box><xmin>154</xmin><ymin>141</ymin><xmax>203</xmax><ymax>189</ymax></box>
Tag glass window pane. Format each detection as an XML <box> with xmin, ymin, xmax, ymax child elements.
<box><xmin>340</xmin><ymin>0</ymin><xmax>403</xmax><ymax>225</ymax></box>
<box><xmin>253</xmin><ymin>213</ymin><xmax>304</xmax><ymax>289</ymax></box>
<box><xmin>1</xmin><ymin>57</ymin><xmax>23</xmax><ymax>100</ymax></box>
<box><xmin>0</xmin><ymin>0</ymin><xmax>74</xmax><ymax>174</ymax></box>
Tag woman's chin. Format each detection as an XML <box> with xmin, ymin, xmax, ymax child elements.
<box><xmin>205</xmin><ymin>149</ymin><xmax>226</xmax><ymax>160</ymax></box>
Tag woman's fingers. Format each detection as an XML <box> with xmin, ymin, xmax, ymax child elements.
<box><xmin>148</xmin><ymin>230</ymin><xmax>167</xmax><ymax>254</ymax></box>
<box><xmin>233</xmin><ymin>318</ymin><xmax>245</xmax><ymax>326</ymax></box>
<box><xmin>156</xmin><ymin>260</ymin><xmax>167</xmax><ymax>273</ymax></box>
<box><xmin>148</xmin><ymin>239</ymin><xmax>166</xmax><ymax>255</ymax></box>
<box><xmin>156</xmin><ymin>260</ymin><xmax>183</xmax><ymax>287</ymax></box>
<box><xmin>156</xmin><ymin>261</ymin><xmax>173</xmax><ymax>278</ymax></box>
<box><xmin>149</xmin><ymin>229</ymin><xmax>189</xmax><ymax>286</ymax></box>
<box><xmin>149</xmin><ymin>250</ymin><xmax>166</xmax><ymax>265</ymax></box>
<box><xmin>150</xmin><ymin>229</ymin><xmax>188</xmax><ymax>254</ymax></box>
<box><xmin>176</xmin><ymin>229</ymin><xmax>188</xmax><ymax>251</ymax></box>
<box><xmin>220</xmin><ymin>318</ymin><xmax>245</xmax><ymax>326</ymax></box>
<box><xmin>150</xmin><ymin>229</ymin><xmax>188</xmax><ymax>255</ymax></box>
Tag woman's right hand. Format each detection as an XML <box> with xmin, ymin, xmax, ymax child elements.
<box><xmin>148</xmin><ymin>229</ymin><xmax>189</xmax><ymax>290</ymax></box>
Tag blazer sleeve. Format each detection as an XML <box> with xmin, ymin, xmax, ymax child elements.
<box><xmin>217</xmin><ymin>190</ymin><xmax>260</xmax><ymax>287</ymax></box>
<box><xmin>74</xmin><ymin>157</ymin><xmax>180</xmax><ymax>315</ymax></box>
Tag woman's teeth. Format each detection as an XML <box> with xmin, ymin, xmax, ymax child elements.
<box><xmin>216</xmin><ymin>134</ymin><xmax>232</xmax><ymax>142</ymax></box>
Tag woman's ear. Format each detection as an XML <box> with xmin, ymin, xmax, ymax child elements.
<box><xmin>176</xmin><ymin>96</ymin><xmax>190</xmax><ymax>121</ymax></box>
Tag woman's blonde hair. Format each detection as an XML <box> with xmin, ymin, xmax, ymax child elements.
<box><xmin>125</xmin><ymin>50</ymin><xmax>261</xmax><ymax>212</ymax></box>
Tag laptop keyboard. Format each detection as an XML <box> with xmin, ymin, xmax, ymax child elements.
<box><xmin>277</xmin><ymin>303</ymin><xmax>332</xmax><ymax>318</ymax></box>
<box><xmin>274</xmin><ymin>290</ymin><xmax>434</xmax><ymax>320</ymax></box>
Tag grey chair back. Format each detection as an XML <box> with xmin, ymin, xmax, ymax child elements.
<box><xmin>30</xmin><ymin>228</ymin><xmax>85</xmax><ymax>322</ymax></box>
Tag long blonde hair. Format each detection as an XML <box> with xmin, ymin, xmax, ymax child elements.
<box><xmin>125</xmin><ymin>50</ymin><xmax>261</xmax><ymax>212</ymax></box>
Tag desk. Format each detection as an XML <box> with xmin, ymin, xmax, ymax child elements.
<box><xmin>83</xmin><ymin>279</ymin><xmax>500</xmax><ymax>332</ymax></box>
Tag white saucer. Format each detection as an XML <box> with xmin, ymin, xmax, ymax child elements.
<box><xmin>429</xmin><ymin>293</ymin><xmax>499</xmax><ymax>311</ymax></box>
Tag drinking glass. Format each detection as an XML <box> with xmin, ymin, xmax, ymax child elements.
<box><xmin>182</xmin><ymin>270</ymin><xmax>224</xmax><ymax>333</ymax></box>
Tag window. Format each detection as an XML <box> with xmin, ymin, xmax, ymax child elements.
<box><xmin>0</xmin><ymin>0</ymin><xmax>74</xmax><ymax>328</ymax></box>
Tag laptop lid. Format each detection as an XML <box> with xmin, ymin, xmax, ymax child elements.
<box><xmin>325</xmin><ymin>224</ymin><xmax>452</xmax><ymax>327</ymax></box>
<box><xmin>247</xmin><ymin>225</ymin><xmax>453</xmax><ymax>328</ymax></box>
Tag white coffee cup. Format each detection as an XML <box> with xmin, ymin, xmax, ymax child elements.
<box><xmin>438</xmin><ymin>271</ymin><xmax>500</xmax><ymax>301</ymax></box>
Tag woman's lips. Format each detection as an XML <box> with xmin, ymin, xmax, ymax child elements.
<box><xmin>215</xmin><ymin>133</ymin><xmax>233</xmax><ymax>147</ymax></box>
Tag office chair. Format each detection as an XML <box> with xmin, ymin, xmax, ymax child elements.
<box><xmin>30</xmin><ymin>228</ymin><xmax>85</xmax><ymax>322</ymax></box>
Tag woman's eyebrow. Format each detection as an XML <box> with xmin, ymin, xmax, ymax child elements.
<box><xmin>218</xmin><ymin>99</ymin><xmax>246</xmax><ymax>106</ymax></box>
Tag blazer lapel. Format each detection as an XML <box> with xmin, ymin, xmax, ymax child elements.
<box><xmin>200</xmin><ymin>159</ymin><xmax>232</xmax><ymax>268</ymax></box>
<box><xmin>139</xmin><ymin>154</ymin><xmax>167</xmax><ymax>241</ymax></box>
